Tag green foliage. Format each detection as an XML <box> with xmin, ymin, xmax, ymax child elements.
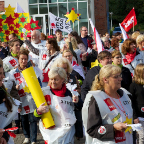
<box><xmin>109</xmin><ymin>0</ymin><xmax>144</xmax><ymax>30</ymax></box>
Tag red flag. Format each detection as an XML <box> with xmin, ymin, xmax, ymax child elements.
<box><xmin>121</xmin><ymin>8</ymin><xmax>137</xmax><ymax>32</ymax></box>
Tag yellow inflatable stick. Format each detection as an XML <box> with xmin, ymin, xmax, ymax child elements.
<box><xmin>22</xmin><ymin>67</ymin><xmax>55</xmax><ymax>128</ymax></box>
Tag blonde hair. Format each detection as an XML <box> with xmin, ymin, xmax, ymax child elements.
<box><xmin>111</xmin><ymin>50</ymin><xmax>122</xmax><ymax>58</ymax></box>
<box><xmin>65</xmin><ymin>37</ymin><xmax>78</xmax><ymax>50</ymax></box>
<box><xmin>62</xmin><ymin>49</ymin><xmax>73</xmax><ymax>56</ymax></box>
<box><xmin>133</xmin><ymin>63</ymin><xmax>144</xmax><ymax>85</ymax></box>
<box><xmin>91</xmin><ymin>64</ymin><xmax>121</xmax><ymax>91</ymax></box>
<box><xmin>131</xmin><ymin>31</ymin><xmax>140</xmax><ymax>40</ymax></box>
<box><xmin>51</xmin><ymin>57</ymin><xmax>72</xmax><ymax>73</ymax></box>
<box><xmin>136</xmin><ymin>34</ymin><xmax>144</xmax><ymax>45</ymax></box>
<box><xmin>48</xmin><ymin>67</ymin><xmax>67</xmax><ymax>82</ymax></box>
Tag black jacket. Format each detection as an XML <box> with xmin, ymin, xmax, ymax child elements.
<box><xmin>0</xmin><ymin>48</ymin><xmax>7</xmax><ymax>59</ymax></box>
<box><xmin>71</xmin><ymin>70</ymin><xmax>84</xmax><ymax>81</ymax></box>
<box><xmin>81</xmin><ymin>65</ymin><xmax>101</xmax><ymax>101</ymax></box>
<box><xmin>82</xmin><ymin>49</ymin><xmax>98</xmax><ymax>68</ymax></box>
<box><xmin>129</xmin><ymin>82</ymin><xmax>144</xmax><ymax>119</ymax></box>
<box><xmin>121</xmin><ymin>66</ymin><xmax>132</xmax><ymax>90</ymax></box>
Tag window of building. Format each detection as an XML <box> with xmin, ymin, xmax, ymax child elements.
<box><xmin>29</xmin><ymin>0</ymin><xmax>88</xmax><ymax>35</ymax></box>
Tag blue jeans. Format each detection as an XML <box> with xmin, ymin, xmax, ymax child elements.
<box><xmin>21</xmin><ymin>113</ymin><xmax>37</xmax><ymax>142</ymax></box>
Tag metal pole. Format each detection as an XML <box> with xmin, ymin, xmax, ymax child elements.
<box><xmin>111</xmin><ymin>14</ymin><xmax>112</xmax><ymax>30</ymax></box>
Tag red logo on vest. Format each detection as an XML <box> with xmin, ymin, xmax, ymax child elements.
<box><xmin>123</xmin><ymin>59</ymin><xmax>128</xmax><ymax>65</ymax></box>
<box><xmin>141</xmin><ymin>107</ymin><xmax>144</xmax><ymax>112</ymax></box>
<box><xmin>115</xmin><ymin>131</ymin><xmax>126</xmax><ymax>143</ymax></box>
<box><xmin>24</xmin><ymin>105</ymin><xmax>30</xmax><ymax>113</ymax></box>
<box><xmin>42</xmin><ymin>54</ymin><xmax>47</xmax><ymax>60</ymax></box>
<box><xmin>14</xmin><ymin>73</ymin><xmax>21</xmax><ymax>80</ymax></box>
<box><xmin>42</xmin><ymin>69</ymin><xmax>49</xmax><ymax>82</ymax></box>
<box><xmin>104</xmin><ymin>98</ymin><xmax>116</xmax><ymax>111</ymax></box>
<box><xmin>98</xmin><ymin>126</ymin><xmax>106</xmax><ymax>134</ymax></box>
<box><xmin>18</xmin><ymin>89</ymin><xmax>26</xmax><ymax>97</ymax></box>
<box><xmin>9</xmin><ymin>59</ymin><xmax>17</xmax><ymax>67</ymax></box>
<box><xmin>44</xmin><ymin>95</ymin><xmax>51</xmax><ymax>105</ymax></box>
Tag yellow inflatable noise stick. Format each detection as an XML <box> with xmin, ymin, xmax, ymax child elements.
<box><xmin>22</xmin><ymin>67</ymin><xmax>55</xmax><ymax>129</ymax></box>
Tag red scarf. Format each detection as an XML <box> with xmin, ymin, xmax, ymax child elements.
<box><xmin>125</xmin><ymin>50</ymin><xmax>136</xmax><ymax>64</ymax></box>
<box><xmin>50</xmin><ymin>84</ymin><xmax>66</xmax><ymax>97</ymax></box>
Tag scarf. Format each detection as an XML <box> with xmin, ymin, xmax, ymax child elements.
<box><xmin>11</xmin><ymin>52</ymin><xmax>18</xmax><ymax>57</ymax></box>
<box><xmin>50</xmin><ymin>84</ymin><xmax>66</xmax><ymax>97</ymax></box>
<box><xmin>125</xmin><ymin>50</ymin><xmax>136</xmax><ymax>64</ymax></box>
<box><xmin>112</xmin><ymin>62</ymin><xmax>123</xmax><ymax>69</ymax></box>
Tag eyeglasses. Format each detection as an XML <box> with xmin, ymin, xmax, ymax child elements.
<box><xmin>111</xmin><ymin>74</ymin><xmax>122</xmax><ymax>79</ymax></box>
<box><xmin>115</xmin><ymin>56</ymin><xmax>122</xmax><ymax>59</ymax></box>
<box><xmin>82</xmin><ymin>30</ymin><xmax>88</xmax><ymax>31</ymax></box>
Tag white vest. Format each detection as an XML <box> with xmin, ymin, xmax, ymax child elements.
<box><xmin>39</xmin><ymin>86</ymin><xmax>76</xmax><ymax>144</ymax></box>
<box><xmin>9</xmin><ymin>67</ymin><xmax>42</xmax><ymax>115</ymax></box>
<box><xmin>122</xmin><ymin>51</ymin><xmax>144</xmax><ymax>76</ymax></box>
<box><xmin>82</xmin><ymin>88</ymin><xmax>133</xmax><ymax>144</ymax></box>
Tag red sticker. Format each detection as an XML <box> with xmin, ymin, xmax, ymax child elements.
<box><xmin>115</xmin><ymin>131</ymin><xmax>126</xmax><ymax>143</ymax></box>
<box><xmin>44</xmin><ymin>95</ymin><xmax>51</xmax><ymax>105</ymax></box>
<box><xmin>45</xmin><ymin>140</ymin><xmax>48</xmax><ymax>144</ymax></box>
<box><xmin>123</xmin><ymin>59</ymin><xmax>128</xmax><ymax>65</ymax></box>
<box><xmin>104</xmin><ymin>98</ymin><xmax>116</xmax><ymax>111</ymax></box>
<box><xmin>98</xmin><ymin>126</ymin><xmax>106</xmax><ymax>134</ymax></box>
<box><xmin>14</xmin><ymin>73</ymin><xmax>21</xmax><ymax>80</ymax></box>
<box><xmin>24</xmin><ymin>105</ymin><xmax>30</xmax><ymax>113</ymax></box>
<box><xmin>141</xmin><ymin>107</ymin><xmax>144</xmax><ymax>112</ymax></box>
<box><xmin>42</xmin><ymin>54</ymin><xmax>47</xmax><ymax>60</ymax></box>
<box><xmin>9</xmin><ymin>59</ymin><xmax>17</xmax><ymax>67</ymax></box>
<box><xmin>42</xmin><ymin>69</ymin><xmax>49</xmax><ymax>82</ymax></box>
<box><xmin>18</xmin><ymin>89</ymin><xmax>26</xmax><ymax>97</ymax></box>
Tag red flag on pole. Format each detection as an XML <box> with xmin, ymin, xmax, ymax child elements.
<box><xmin>121</xmin><ymin>8</ymin><xmax>137</xmax><ymax>32</ymax></box>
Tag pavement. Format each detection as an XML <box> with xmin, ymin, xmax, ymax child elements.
<box><xmin>13</xmin><ymin>122</ymin><xmax>85</xmax><ymax>144</ymax></box>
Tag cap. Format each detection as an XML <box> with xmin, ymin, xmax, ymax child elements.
<box><xmin>27</xmin><ymin>33</ymin><xmax>31</xmax><ymax>38</ymax></box>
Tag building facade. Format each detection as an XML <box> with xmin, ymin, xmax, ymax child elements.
<box><xmin>2</xmin><ymin>0</ymin><xmax>109</xmax><ymax>35</ymax></box>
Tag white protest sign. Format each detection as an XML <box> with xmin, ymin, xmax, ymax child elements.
<box><xmin>49</xmin><ymin>12</ymin><xmax>72</xmax><ymax>34</ymax></box>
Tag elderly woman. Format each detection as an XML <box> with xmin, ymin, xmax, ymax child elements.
<box><xmin>136</xmin><ymin>34</ymin><xmax>144</xmax><ymax>51</ymax></box>
<box><xmin>101</xmin><ymin>37</ymin><xmax>110</xmax><ymax>49</ymax></box>
<box><xmin>121</xmin><ymin>38</ymin><xmax>144</xmax><ymax>76</ymax></box>
<box><xmin>111</xmin><ymin>50</ymin><xmax>132</xmax><ymax>90</ymax></box>
<box><xmin>129</xmin><ymin>63</ymin><xmax>144</xmax><ymax>144</ymax></box>
<box><xmin>82</xmin><ymin>64</ymin><xmax>133</xmax><ymax>144</ymax></box>
<box><xmin>62</xmin><ymin>49</ymin><xmax>85</xmax><ymax>83</ymax></box>
<box><xmin>34</xmin><ymin>67</ymin><xmax>83</xmax><ymax>144</ymax></box>
<box><xmin>0</xmin><ymin>64</ymin><xmax>20</xmax><ymax>144</ymax></box>
<box><xmin>9</xmin><ymin>49</ymin><xmax>42</xmax><ymax>144</ymax></box>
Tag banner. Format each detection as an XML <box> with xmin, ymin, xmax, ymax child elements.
<box><xmin>119</xmin><ymin>23</ymin><xmax>129</xmax><ymax>41</ymax></box>
<box><xmin>89</xmin><ymin>18</ymin><xmax>104</xmax><ymax>54</ymax></box>
<box><xmin>49</xmin><ymin>12</ymin><xmax>72</xmax><ymax>34</ymax></box>
<box><xmin>121</xmin><ymin>8</ymin><xmax>137</xmax><ymax>32</ymax></box>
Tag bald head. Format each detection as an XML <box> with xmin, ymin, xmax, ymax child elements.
<box><xmin>31</xmin><ymin>30</ymin><xmax>41</xmax><ymax>44</ymax></box>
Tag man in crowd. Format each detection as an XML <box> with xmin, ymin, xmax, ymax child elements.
<box><xmin>81</xmin><ymin>51</ymin><xmax>112</xmax><ymax>101</ymax></box>
<box><xmin>56</xmin><ymin>29</ymin><xmax>65</xmax><ymax>50</ymax></box>
<box><xmin>1</xmin><ymin>42</ymin><xmax>9</xmax><ymax>56</ymax></box>
<box><xmin>80</xmin><ymin>26</ymin><xmax>93</xmax><ymax>50</ymax></box>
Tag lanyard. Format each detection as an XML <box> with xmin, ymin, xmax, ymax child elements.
<box><xmin>105</xmin><ymin>91</ymin><xmax>128</xmax><ymax>117</ymax></box>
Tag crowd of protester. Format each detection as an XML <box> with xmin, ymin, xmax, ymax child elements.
<box><xmin>0</xmin><ymin>27</ymin><xmax>144</xmax><ymax>144</ymax></box>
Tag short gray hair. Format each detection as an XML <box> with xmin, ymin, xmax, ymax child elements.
<box><xmin>51</xmin><ymin>57</ymin><xmax>72</xmax><ymax>73</ymax></box>
<box><xmin>101</xmin><ymin>37</ymin><xmax>108</xmax><ymax>42</ymax></box>
<box><xmin>32</xmin><ymin>30</ymin><xmax>41</xmax><ymax>38</ymax></box>
<box><xmin>48</xmin><ymin>67</ymin><xmax>67</xmax><ymax>81</ymax></box>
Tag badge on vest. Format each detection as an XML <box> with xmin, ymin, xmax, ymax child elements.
<box><xmin>112</xmin><ymin>113</ymin><xmax>121</xmax><ymax>123</ymax></box>
<box><xmin>98</xmin><ymin>126</ymin><xmax>106</xmax><ymax>135</ymax></box>
<box><xmin>69</xmin><ymin>79</ymin><xmax>73</xmax><ymax>83</ymax></box>
<box><xmin>141</xmin><ymin>107</ymin><xmax>144</xmax><ymax>112</ymax></box>
<box><xmin>104</xmin><ymin>98</ymin><xmax>116</xmax><ymax>111</ymax></box>
<box><xmin>123</xmin><ymin>59</ymin><xmax>128</xmax><ymax>65</ymax></box>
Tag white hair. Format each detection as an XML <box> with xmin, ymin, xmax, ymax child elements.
<box><xmin>48</xmin><ymin>67</ymin><xmax>67</xmax><ymax>81</ymax></box>
<box><xmin>51</xmin><ymin>57</ymin><xmax>72</xmax><ymax>73</ymax></box>
<box><xmin>32</xmin><ymin>30</ymin><xmax>41</xmax><ymax>38</ymax></box>
<box><xmin>101</xmin><ymin>37</ymin><xmax>108</xmax><ymax>42</ymax></box>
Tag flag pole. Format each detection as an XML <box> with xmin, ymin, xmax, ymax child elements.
<box><xmin>73</xmin><ymin>22</ymin><xmax>74</xmax><ymax>30</ymax></box>
<box><xmin>133</xmin><ymin>20</ymin><xmax>134</xmax><ymax>32</ymax></box>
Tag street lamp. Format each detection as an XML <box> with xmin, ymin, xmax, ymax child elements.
<box><xmin>109</xmin><ymin>12</ymin><xmax>113</xmax><ymax>30</ymax></box>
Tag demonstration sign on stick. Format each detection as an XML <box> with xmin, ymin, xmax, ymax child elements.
<box><xmin>49</xmin><ymin>12</ymin><xmax>72</xmax><ymax>34</ymax></box>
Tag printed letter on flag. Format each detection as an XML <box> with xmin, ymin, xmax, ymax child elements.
<box><xmin>49</xmin><ymin>12</ymin><xmax>72</xmax><ymax>34</ymax></box>
<box><xmin>121</xmin><ymin>8</ymin><xmax>137</xmax><ymax>32</ymax></box>
<box><xmin>89</xmin><ymin>18</ymin><xmax>104</xmax><ymax>54</ymax></box>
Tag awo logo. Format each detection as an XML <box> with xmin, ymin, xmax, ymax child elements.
<box><xmin>115</xmin><ymin>131</ymin><xmax>126</xmax><ymax>143</ymax></box>
<box><xmin>123</xmin><ymin>59</ymin><xmax>128</xmax><ymax>65</ymax></box>
<box><xmin>104</xmin><ymin>98</ymin><xmax>116</xmax><ymax>111</ymax></box>
<box><xmin>18</xmin><ymin>89</ymin><xmax>26</xmax><ymax>97</ymax></box>
<box><xmin>24</xmin><ymin>105</ymin><xmax>30</xmax><ymax>113</ymax></box>
<box><xmin>44</xmin><ymin>95</ymin><xmax>51</xmax><ymax>105</ymax></box>
<box><xmin>9</xmin><ymin>59</ymin><xmax>17</xmax><ymax>67</ymax></box>
<box><xmin>14</xmin><ymin>73</ymin><xmax>21</xmax><ymax>80</ymax></box>
<box><xmin>42</xmin><ymin>54</ymin><xmax>47</xmax><ymax>60</ymax></box>
<box><xmin>141</xmin><ymin>107</ymin><xmax>144</xmax><ymax>112</ymax></box>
